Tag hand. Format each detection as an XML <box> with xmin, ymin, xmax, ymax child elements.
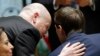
<box><xmin>58</xmin><ymin>42</ymin><xmax>86</xmax><ymax>56</ymax></box>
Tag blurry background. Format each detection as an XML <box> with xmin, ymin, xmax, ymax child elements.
<box><xmin>0</xmin><ymin>0</ymin><xmax>33</xmax><ymax>17</ymax></box>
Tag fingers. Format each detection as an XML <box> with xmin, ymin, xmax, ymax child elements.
<box><xmin>60</xmin><ymin>42</ymin><xmax>71</xmax><ymax>52</ymax></box>
<box><xmin>69</xmin><ymin>42</ymin><xmax>86</xmax><ymax>56</ymax></box>
<box><xmin>74</xmin><ymin>47</ymin><xmax>86</xmax><ymax>53</ymax></box>
<box><xmin>74</xmin><ymin>43</ymin><xmax>85</xmax><ymax>50</ymax></box>
<box><xmin>64</xmin><ymin>42</ymin><xmax>71</xmax><ymax>48</ymax></box>
<box><xmin>70</xmin><ymin>42</ymin><xmax>81</xmax><ymax>48</ymax></box>
<box><xmin>59</xmin><ymin>42</ymin><xmax>85</xmax><ymax>56</ymax></box>
<box><xmin>76</xmin><ymin>52</ymin><xmax>85</xmax><ymax>56</ymax></box>
<box><xmin>73</xmin><ymin>47</ymin><xmax>86</xmax><ymax>55</ymax></box>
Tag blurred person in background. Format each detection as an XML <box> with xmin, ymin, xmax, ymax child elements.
<box><xmin>0</xmin><ymin>27</ymin><xmax>14</xmax><ymax>56</ymax></box>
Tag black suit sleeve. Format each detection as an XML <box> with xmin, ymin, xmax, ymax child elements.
<box><xmin>13</xmin><ymin>29</ymin><xmax>40</xmax><ymax>56</ymax></box>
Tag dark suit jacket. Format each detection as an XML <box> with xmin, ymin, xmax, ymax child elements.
<box><xmin>0</xmin><ymin>16</ymin><xmax>41</xmax><ymax>56</ymax></box>
<box><xmin>49</xmin><ymin>32</ymin><xmax>100</xmax><ymax>56</ymax></box>
<box><xmin>14</xmin><ymin>29</ymin><xmax>40</xmax><ymax>56</ymax></box>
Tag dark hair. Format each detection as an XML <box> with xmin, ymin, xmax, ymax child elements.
<box><xmin>54</xmin><ymin>7</ymin><xmax>85</xmax><ymax>34</ymax></box>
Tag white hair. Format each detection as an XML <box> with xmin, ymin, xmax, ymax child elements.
<box><xmin>19</xmin><ymin>3</ymin><xmax>51</xmax><ymax>19</ymax></box>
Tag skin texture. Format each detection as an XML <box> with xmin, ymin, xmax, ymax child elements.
<box><xmin>0</xmin><ymin>31</ymin><xmax>14</xmax><ymax>56</ymax></box>
<box><xmin>19</xmin><ymin>3</ymin><xmax>51</xmax><ymax>36</ymax></box>
<box><xmin>58</xmin><ymin>42</ymin><xmax>85</xmax><ymax>56</ymax></box>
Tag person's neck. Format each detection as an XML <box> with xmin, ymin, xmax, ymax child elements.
<box><xmin>19</xmin><ymin>13</ymin><xmax>29</xmax><ymax>20</ymax></box>
<box><xmin>19</xmin><ymin>13</ymin><xmax>33</xmax><ymax>24</ymax></box>
<box><xmin>68</xmin><ymin>29</ymin><xmax>82</xmax><ymax>36</ymax></box>
<box><xmin>64</xmin><ymin>29</ymin><xmax>82</xmax><ymax>41</ymax></box>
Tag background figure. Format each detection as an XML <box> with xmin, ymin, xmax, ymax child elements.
<box><xmin>54</xmin><ymin>0</ymin><xmax>79</xmax><ymax>9</ymax></box>
<box><xmin>78</xmin><ymin>0</ymin><xmax>100</xmax><ymax>34</ymax></box>
<box><xmin>0</xmin><ymin>27</ymin><xmax>14</xmax><ymax>56</ymax></box>
<box><xmin>49</xmin><ymin>7</ymin><xmax>100</xmax><ymax>56</ymax></box>
<box><xmin>0</xmin><ymin>0</ymin><xmax>35</xmax><ymax>17</ymax></box>
<box><xmin>0</xmin><ymin>0</ymin><xmax>22</xmax><ymax>17</ymax></box>
<box><xmin>54</xmin><ymin>0</ymin><xmax>100</xmax><ymax>34</ymax></box>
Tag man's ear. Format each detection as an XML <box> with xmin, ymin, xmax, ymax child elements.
<box><xmin>55</xmin><ymin>25</ymin><xmax>62</xmax><ymax>29</ymax></box>
<box><xmin>58</xmin><ymin>25</ymin><xmax>63</xmax><ymax>30</ymax></box>
<box><xmin>34</xmin><ymin>12</ymin><xmax>39</xmax><ymax>18</ymax></box>
<box><xmin>32</xmin><ymin>12</ymin><xmax>39</xmax><ymax>23</ymax></box>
